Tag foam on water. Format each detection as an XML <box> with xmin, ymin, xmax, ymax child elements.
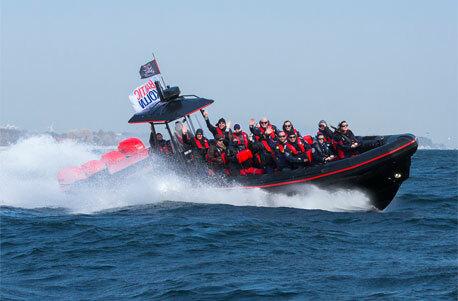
<box><xmin>0</xmin><ymin>135</ymin><xmax>372</xmax><ymax>213</ymax></box>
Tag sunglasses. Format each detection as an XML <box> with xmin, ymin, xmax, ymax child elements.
<box><xmin>318</xmin><ymin>137</ymin><xmax>325</xmax><ymax>140</ymax></box>
<box><xmin>284</xmin><ymin>124</ymin><xmax>292</xmax><ymax>127</ymax></box>
<box><xmin>289</xmin><ymin>136</ymin><xmax>297</xmax><ymax>139</ymax></box>
<box><xmin>278</xmin><ymin>135</ymin><xmax>286</xmax><ymax>138</ymax></box>
<box><xmin>341</xmin><ymin>124</ymin><xmax>348</xmax><ymax>128</ymax></box>
<box><xmin>260</xmin><ymin>121</ymin><xmax>268</xmax><ymax>124</ymax></box>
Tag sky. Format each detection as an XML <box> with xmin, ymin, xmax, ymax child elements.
<box><xmin>1</xmin><ymin>0</ymin><xmax>457</xmax><ymax>147</ymax></box>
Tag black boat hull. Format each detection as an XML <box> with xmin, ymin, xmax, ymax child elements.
<box><xmin>231</xmin><ymin>134</ymin><xmax>417</xmax><ymax>210</ymax></box>
<box><xmin>64</xmin><ymin>134</ymin><xmax>417</xmax><ymax>211</ymax></box>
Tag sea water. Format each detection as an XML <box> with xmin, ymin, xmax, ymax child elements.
<box><xmin>1</xmin><ymin>136</ymin><xmax>457</xmax><ymax>300</ymax></box>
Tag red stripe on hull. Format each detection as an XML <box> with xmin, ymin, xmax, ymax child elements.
<box><xmin>238</xmin><ymin>139</ymin><xmax>417</xmax><ymax>189</ymax></box>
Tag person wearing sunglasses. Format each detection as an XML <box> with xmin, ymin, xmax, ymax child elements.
<box><xmin>282</xmin><ymin>120</ymin><xmax>302</xmax><ymax>138</ymax></box>
<box><xmin>284</xmin><ymin>133</ymin><xmax>312</xmax><ymax>169</ymax></box>
<box><xmin>312</xmin><ymin>133</ymin><xmax>336</xmax><ymax>163</ymax></box>
<box><xmin>248</xmin><ymin>117</ymin><xmax>279</xmax><ymax>141</ymax></box>
<box><xmin>316</xmin><ymin>120</ymin><xmax>334</xmax><ymax>143</ymax></box>
<box><xmin>272</xmin><ymin>131</ymin><xmax>290</xmax><ymax>170</ymax></box>
<box><xmin>201</xmin><ymin>110</ymin><xmax>231</xmax><ymax>143</ymax></box>
<box><xmin>333</xmin><ymin>120</ymin><xmax>360</xmax><ymax>159</ymax></box>
<box><xmin>207</xmin><ymin>135</ymin><xmax>232</xmax><ymax>175</ymax></box>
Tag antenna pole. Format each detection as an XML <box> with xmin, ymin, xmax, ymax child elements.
<box><xmin>152</xmin><ymin>52</ymin><xmax>167</xmax><ymax>89</ymax></box>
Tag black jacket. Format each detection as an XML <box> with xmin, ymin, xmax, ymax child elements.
<box><xmin>251</xmin><ymin>139</ymin><xmax>277</xmax><ymax>169</ymax></box>
<box><xmin>312</xmin><ymin>141</ymin><xmax>335</xmax><ymax>163</ymax></box>
<box><xmin>333</xmin><ymin>129</ymin><xmax>359</xmax><ymax>158</ymax></box>
<box><xmin>205</xmin><ymin>118</ymin><xmax>231</xmax><ymax>142</ymax></box>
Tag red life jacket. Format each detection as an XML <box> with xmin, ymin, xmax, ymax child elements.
<box><xmin>286</xmin><ymin>140</ymin><xmax>313</xmax><ymax>163</ymax></box>
<box><xmin>259</xmin><ymin>125</ymin><xmax>276</xmax><ymax>140</ymax></box>
<box><xmin>216</xmin><ymin>127</ymin><xmax>225</xmax><ymax>137</ymax></box>
<box><xmin>261</xmin><ymin>140</ymin><xmax>274</xmax><ymax>154</ymax></box>
<box><xmin>194</xmin><ymin>137</ymin><xmax>209</xmax><ymax>149</ymax></box>
<box><xmin>255</xmin><ymin>140</ymin><xmax>274</xmax><ymax>165</ymax></box>
<box><xmin>276</xmin><ymin>143</ymin><xmax>285</xmax><ymax>153</ymax></box>
<box><xmin>232</xmin><ymin>132</ymin><xmax>249</xmax><ymax>149</ymax></box>
<box><xmin>221</xmin><ymin>151</ymin><xmax>228</xmax><ymax>164</ymax></box>
<box><xmin>286</xmin><ymin>141</ymin><xmax>305</xmax><ymax>155</ymax></box>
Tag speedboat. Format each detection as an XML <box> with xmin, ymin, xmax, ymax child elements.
<box><xmin>57</xmin><ymin>83</ymin><xmax>418</xmax><ymax>211</ymax></box>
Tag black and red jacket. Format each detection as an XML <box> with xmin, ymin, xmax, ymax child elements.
<box><xmin>317</xmin><ymin>126</ymin><xmax>334</xmax><ymax>143</ymax></box>
<box><xmin>205</xmin><ymin>118</ymin><xmax>231</xmax><ymax>142</ymax></box>
<box><xmin>230</xmin><ymin>131</ymin><xmax>251</xmax><ymax>151</ymax></box>
<box><xmin>272</xmin><ymin>139</ymin><xmax>289</xmax><ymax>170</ymax></box>
<box><xmin>332</xmin><ymin>129</ymin><xmax>359</xmax><ymax>159</ymax></box>
<box><xmin>250</xmin><ymin>124</ymin><xmax>279</xmax><ymax>141</ymax></box>
<box><xmin>283</xmin><ymin>127</ymin><xmax>302</xmax><ymax>138</ymax></box>
<box><xmin>207</xmin><ymin>144</ymin><xmax>229</xmax><ymax>166</ymax></box>
<box><xmin>149</xmin><ymin>133</ymin><xmax>173</xmax><ymax>155</ymax></box>
<box><xmin>182</xmin><ymin>133</ymin><xmax>210</xmax><ymax>160</ymax></box>
<box><xmin>284</xmin><ymin>139</ymin><xmax>313</xmax><ymax>164</ymax></box>
<box><xmin>251</xmin><ymin>139</ymin><xmax>277</xmax><ymax>169</ymax></box>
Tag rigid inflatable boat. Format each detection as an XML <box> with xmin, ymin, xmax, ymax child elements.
<box><xmin>58</xmin><ymin>84</ymin><xmax>418</xmax><ymax>210</ymax></box>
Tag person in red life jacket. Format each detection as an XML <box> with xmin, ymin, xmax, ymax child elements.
<box><xmin>272</xmin><ymin>131</ymin><xmax>290</xmax><ymax>170</ymax></box>
<box><xmin>251</xmin><ymin>127</ymin><xmax>277</xmax><ymax>173</ymax></box>
<box><xmin>229</xmin><ymin>124</ymin><xmax>257</xmax><ymax>173</ymax></box>
<box><xmin>230</xmin><ymin>124</ymin><xmax>252</xmax><ymax>152</ymax></box>
<box><xmin>201</xmin><ymin>110</ymin><xmax>231</xmax><ymax>143</ymax></box>
<box><xmin>207</xmin><ymin>135</ymin><xmax>231</xmax><ymax>175</ymax></box>
<box><xmin>149</xmin><ymin>131</ymin><xmax>173</xmax><ymax>156</ymax></box>
<box><xmin>312</xmin><ymin>133</ymin><xmax>336</xmax><ymax>164</ymax></box>
<box><xmin>317</xmin><ymin>120</ymin><xmax>334</xmax><ymax>143</ymax></box>
<box><xmin>282</xmin><ymin>120</ymin><xmax>302</xmax><ymax>138</ymax></box>
<box><xmin>332</xmin><ymin>121</ymin><xmax>360</xmax><ymax>159</ymax></box>
<box><xmin>284</xmin><ymin>133</ymin><xmax>312</xmax><ymax>169</ymax></box>
<box><xmin>181</xmin><ymin>125</ymin><xmax>210</xmax><ymax>161</ymax></box>
<box><xmin>249</xmin><ymin>117</ymin><xmax>279</xmax><ymax>141</ymax></box>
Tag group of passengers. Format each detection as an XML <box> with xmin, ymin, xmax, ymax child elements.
<box><xmin>150</xmin><ymin>110</ymin><xmax>360</xmax><ymax>176</ymax></box>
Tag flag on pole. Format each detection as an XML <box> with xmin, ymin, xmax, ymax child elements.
<box><xmin>139</xmin><ymin>59</ymin><xmax>161</xmax><ymax>79</ymax></box>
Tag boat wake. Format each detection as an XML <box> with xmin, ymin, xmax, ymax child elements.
<box><xmin>0</xmin><ymin>136</ymin><xmax>373</xmax><ymax>214</ymax></box>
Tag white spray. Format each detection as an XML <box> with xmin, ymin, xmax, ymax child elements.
<box><xmin>0</xmin><ymin>135</ymin><xmax>372</xmax><ymax>213</ymax></box>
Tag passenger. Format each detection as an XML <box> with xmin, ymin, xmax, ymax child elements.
<box><xmin>312</xmin><ymin>133</ymin><xmax>336</xmax><ymax>163</ymax></box>
<box><xmin>284</xmin><ymin>133</ymin><xmax>312</xmax><ymax>169</ymax></box>
<box><xmin>207</xmin><ymin>135</ymin><xmax>230</xmax><ymax>175</ymax></box>
<box><xmin>282</xmin><ymin>120</ymin><xmax>302</xmax><ymax>138</ymax></box>
<box><xmin>230</xmin><ymin>124</ymin><xmax>251</xmax><ymax>152</ymax></box>
<box><xmin>173</xmin><ymin>121</ymin><xmax>189</xmax><ymax>152</ymax></box>
<box><xmin>317</xmin><ymin>120</ymin><xmax>334</xmax><ymax>143</ymax></box>
<box><xmin>333</xmin><ymin>121</ymin><xmax>360</xmax><ymax>159</ymax></box>
<box><xmin>251</xmin><ymin>127</ymin><xmax>277</xmax><ymax>173</ymax></box>
<box><xmin>181</xmin><ymin>125</ymin><xmax>210</xmax><ymax>161</ymax></box>
<box><xmin>272</xmin><ymin>131</ymin><xmax>290</xmax><ymax>170</ymax></box>
<box><xmin>249</xmin><ymin>117</ymin><xmax>279</xmax><ymax>141</ymax></box>
<box><xmin>201</xmin><ymin>110</ymin><xmax>231</xmax><ymax>142</ymax></box>
<box><xmin>149</xmin><ymin>131</ymin><xmax>173</xmax><ymax>155</ymax></box>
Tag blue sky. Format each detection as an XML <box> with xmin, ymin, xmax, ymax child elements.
<box><xmin>1</xmin><ymin>0</ymin><xmax>457</xmax><ymax>147</ymax></box>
